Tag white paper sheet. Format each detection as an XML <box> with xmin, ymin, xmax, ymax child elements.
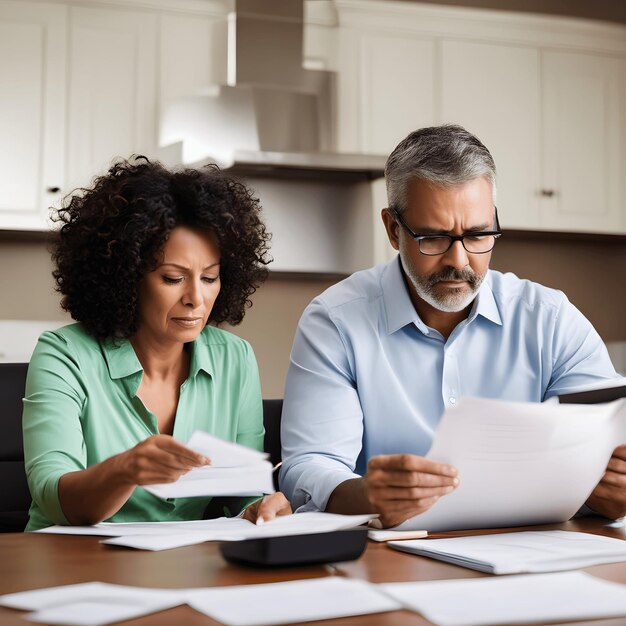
<box><xmin>101</xmin><ymin>512</ymin><xmax>376</xmax><ymax>550</ymax></box>
<box><xmin>141</xmin><ymin>431</ymin><xmax>274</xmax><ymax>498</ymax></box>
<box><xmin>186</xmin><ymin>577</ymin><xmax>401</xmax><ymax>626</ymax></box>
<box><xmin>144</xmin><ymin>462</ymin><xmax>275</xmax><ymax>498</ymax></box>
<box><xmin>185</xmin><ymin>431</ymin><xmax>269</xmax><ymax>467</ymax></box>
<box><xmin>388</xmin><ymin>530</ymin><xmax>626</xmax><ymax>574</ymax></box>
<box><xmin>0</xmin><ymin>582</ymin><xmax>184</xmax><ymax>626</ymax></box>
<box><xmin>380</xmin><ymin>571</ymin><xmax>626</xmax><ymax>626</ymax></box>
<box><xmin>395</xmin><ymin>396</ymin><xmax>626</xmax><ymax>531</ymax></box>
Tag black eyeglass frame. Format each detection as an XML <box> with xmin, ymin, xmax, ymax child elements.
<box><xmin>390</xmin><ymin>206</ymin><xmax>502</xmax><ymax>256</ymax></box>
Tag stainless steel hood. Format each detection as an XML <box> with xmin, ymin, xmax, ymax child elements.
<box><xmin>159</xmin><ymin>0</ymin><xmax>385</xmax><ymax>180</ymax></box>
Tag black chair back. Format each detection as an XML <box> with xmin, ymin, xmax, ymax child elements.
<box><xmin>0</xmin><ymin>363</ymin><xmax>30</xmax><ymax>532</ymax></box>
<box><xmin>262</xmin><ymin>398</ymin><xmax>283</xmax><ymax>469</ymax></box>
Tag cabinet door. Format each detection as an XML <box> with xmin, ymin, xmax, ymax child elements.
<box><xmin>541</xmin><ymin>51</ymin><xmax>624</xmax><ymax>234</ymax></box>
<box><xmin>66</xmin><ymin>6</ymin><xmax>157</xmax><ymax>191</ymax></box>
<box><xmin>0</xmin><ymin>1</ymin><xmax>66</xmax><ymax>229</ymax></box>
<box><xmin>441</xmin><ymin>40</ymin><xmax>541</xmax><ymax>231</ymax></box>
<box><xmin>337</xmin><ymin>29</ymin><xmax>436</xmax><ymax>155</ymax></box>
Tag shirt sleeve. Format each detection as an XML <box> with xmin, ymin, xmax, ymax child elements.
<box><xmin>279</xmin><ymin>299</ymin><xmax>363</xmax><ymax>511</ymax></box>
<box><xmin>544</xmin><ymin>296</ymin><xmax>623</xmax><ymax>400</ymax></box>
<box><xmin>22</xmin><ymin>331</ymin><xmax>88</xmax><ymax>525</ymax></box>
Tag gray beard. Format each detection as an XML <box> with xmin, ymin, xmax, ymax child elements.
<box><xmin>405</xmin><ymin>264</ymin><xmax>486</xmax><ymax>313</ymax></box>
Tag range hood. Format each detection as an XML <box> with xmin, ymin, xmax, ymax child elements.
<box><xmin>159</xmin><ymin>0</ymin><xmax>385</xmax><ymax>180</ymax></box>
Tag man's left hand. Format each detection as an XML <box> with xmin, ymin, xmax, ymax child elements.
<box><xmin>586</xmin><ymin>444</ymin><xmax>626</xmax><ymax>519</ymax></box>
<box><xmin>243</xmin><ymin>492</ymin><xmax>292</xmax><ymax>524</ymax></box>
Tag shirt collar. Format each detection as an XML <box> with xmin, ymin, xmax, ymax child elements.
<box><xmin>469</xmin><ymin>272</ymin><xmax>502</xmax><ymax>327</ymax></box>
<box><xmin>101</xmin><ymin>331</ymin><xmax>215</xmax><ymax>383</ymax></box>
<box><xmin>381</xmin><ymin>256</ymin><xmax>502</xmax><ymax>334</ymax></box>
<box><xmin>101</xmin><ymin>337</ymin><xmax>143</xmax><ymax>380</ymax></box>
<box><xmin>382</xmin><ymin>255</ymin><xmax>430</xmax><ymax>335</ymax></box>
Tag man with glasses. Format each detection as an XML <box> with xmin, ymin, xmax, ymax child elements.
<box><xmin>280</xmin><ymin>124</ymin><xmax>623</xmax><ymax>528</ymax></box>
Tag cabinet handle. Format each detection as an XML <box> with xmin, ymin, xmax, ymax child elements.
<box><xmin>46</xmin><ymin>186</ymin><xmax>61</xmax><ymax>193</ymax></box>
<box><xmin>540</xmin><ymin>189</ymin><xmax>556</xmax><ymax>198</ymax></box>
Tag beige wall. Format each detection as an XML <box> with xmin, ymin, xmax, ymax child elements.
<box><xmin>1</xmin><ymin>235</ymin><xmax>624</xmax><ymax>397</ymax></box>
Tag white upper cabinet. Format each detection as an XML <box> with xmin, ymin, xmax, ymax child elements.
<box><xmin>541</xmin><ymin>51</ymin><xmax>625</xmax><ymax>233</ymax></box>
<box><xmin>0</xmin><ymin>1</ymin><xmax>66</xmax><ymax>230</ymax></box>
<box><xmin>66</xmin><ymin>5</ymin><xmax>158</xmax><ymax>192</ymax></box>
<box><xmin>334</xmin><ymin>0</ymin><xmax>626</xmax><ymax>235</ymax></box>
<box><xmin>440</xmin><ymin>41</ymin><xmax>541</xmax><ymax>231</ymax></box>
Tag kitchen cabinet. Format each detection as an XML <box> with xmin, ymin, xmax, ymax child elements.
<box><xmin>65</xmin><ymin>5</ymin><xmax>158</xmax><ymax>192</ymax></box>
<box><xmin>540</xmin><ymin>50</ymin><xmax>626</xmax><ymax>233</ymax></box>
<box><xmin>440</xmin><ymin>40</ymin><xmax>541</xmax><ymax>231</ymax></box>
<box><xmin>0</xmin><ymin>1</ymin><xmax>66</xmax><ymax>230</ymax></box>
<box><xmin>334</xmin><ymin>0</ymin><xmax>626</xmax><ymax>239</ymax></box>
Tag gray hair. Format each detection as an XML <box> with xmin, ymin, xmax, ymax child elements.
<box><xmin>385</xmin><ymin>124</ymin><xmax>497</xmax><ymax>212</ymax></box>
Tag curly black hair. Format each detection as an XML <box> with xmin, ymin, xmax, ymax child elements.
<box><xmin>52</xmin><ymin>157</ymin><xmax>271</xmax><ymax>340</ymax></box>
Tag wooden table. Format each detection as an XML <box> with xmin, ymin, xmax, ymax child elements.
<box><xmin>1</xmin><ymin>517</ymin><xmax>626</xmax><ymax>626</ymax></box>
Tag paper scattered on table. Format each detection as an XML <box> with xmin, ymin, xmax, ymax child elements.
<box><xmin>394</xmin><ymin>396</ymin><xmax>626</xmax><ymax>531</ymax></box>
<box><xmin>368</xmin><ymin>529</ymin><xmax>428</xmax><ymax>542</ymax></box>
<box><xmin>0</xmin><ymin>582</ymin><xmax>184</xmax><ymax>626</ymax></box>
<box><xmin>380</xmin><ymin>571</ymin><xmax>626</xmax><ymax>626</ymax></box>
<box><xmin>186</xmin><ymin>577</ymin><xmax>400</xmax><ymax>626</ymax></box>
<box><xmin>143</xmin><ymin>431</ymin><xmax>274</xmax><ymax>498</ymax></box>
<box><xmin>388</xmin><ymin>529</ymin><xmax>626</xmax><ymax>574</ymax></box>
<box><xmin>101</xmin><ymin>512</ymin><xmax>376</xmax><ymax>550</ymax></box>
<box><xmin>37</xmin><ymin>512</ymin><xmax>376</xmax><ymax>550</ymax></box>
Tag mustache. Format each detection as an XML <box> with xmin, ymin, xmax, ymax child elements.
<box><xmin>427</xmin><ymin>267</ymin><xmax>478</xmax><ymax>287</ymax></box>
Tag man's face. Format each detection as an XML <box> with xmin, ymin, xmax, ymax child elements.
<box><xmin>383</xmin><ymin>177</ymin><xmax>494</xmax><ymax>314</ymax></box>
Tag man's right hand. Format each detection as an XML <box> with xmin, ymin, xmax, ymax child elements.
<box><xmin>366</xmin><ymin>454</ymin><xmax>459</xmax><ymax>527</ymax></box>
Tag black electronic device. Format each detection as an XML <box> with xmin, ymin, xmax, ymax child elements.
<box><xmin>219</xmin><ymin>528</ymin><xmax>368</xmax><ymax>567</ymax></box>
<box><xmin>558</xmin><ymin>384</ymin><xmax>626</xmax><ymax>405</ymax></box>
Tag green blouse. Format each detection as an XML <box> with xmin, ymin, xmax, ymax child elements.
<box><xmin>22</xmin><ymin>323</ymin><xmax>264</xmax><ymax>531</ymax></box>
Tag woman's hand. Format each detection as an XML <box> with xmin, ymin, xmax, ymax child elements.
<box><xmin>243</xmin><ymin>492</ymin><xmax>292</xmax><ymax>524</ymax></box>
<box><xmin>119</xmin><ymin>434</ymin><xmax>210</xmax><ymax>486</ymax></box>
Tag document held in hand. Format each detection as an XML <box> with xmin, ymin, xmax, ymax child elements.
<box><xmin>144</xmin><ymin>431</ymin><xmax>275</xmax><ymax>499</ymax></box>
<box><xmin>395</xmin><ymin>396</ymin><xmax>626</xmax><ymax>532</ymax></box>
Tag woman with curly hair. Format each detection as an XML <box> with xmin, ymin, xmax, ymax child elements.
<box><xmin>22</xmin><ymin>157</ymin><xmax>290</xmax><ymax>531</ymax></box>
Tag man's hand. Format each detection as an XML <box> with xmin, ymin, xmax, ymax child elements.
<box><xmin>366</xmin><ymin>454</ymin><xmax>459</xmax><ymax>528</ymax></box>
<box><xmin>586</xmin><ymin>444</ymin><xmax>626</xmax><ymax>519</ymax></box>
<box><xmin>119</xmin><ymin>434</ymin><xmax>210</xmax><ymax>486</ymax></box>
<box><xmin>243</xmin><ymin>493</ymin><xmax>292</xmax><ymax>524</ymax></box>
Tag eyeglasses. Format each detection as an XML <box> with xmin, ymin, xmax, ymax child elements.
<box><xmin>390</xmin><ymin>206</ymin><xmax>502</xmax><ymax>256</ymax></box>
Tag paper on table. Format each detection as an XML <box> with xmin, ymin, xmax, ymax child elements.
<box><xmin>380</xmin><ymin>571</ymin><xmax>626</xmax><ymax>626</ymax></box>
<box><xmin>186</xmin><ymin>577</ymin><xmax>400</xmax><ymax>626</ymax></box>
<box><xmin>395</xmin><ymin>396</ymin><xmax>626</xmax><ymax>531</ymax></box>
<box><xmin>0</xmin><ymin>582</ymin><xmax>184</xmax><ymax>626</ymax></box>
<box><xmin>388</xmin><ymin>530</ymin><xmax>626</xmax><ymax>574</ymax></box>
<box><xmin>139</xmin><ymin>431</ymin><xmax>273</xmax><ymax>498</ymax></box>
<box><xmin>101</xmin><ymin>512</ymin><xmax>377</xmax><ymax>550</ymax></box>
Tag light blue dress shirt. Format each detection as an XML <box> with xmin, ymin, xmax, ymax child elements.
<box><xmin>279</xmin><ymin>256</ymin><xmax>621</xmax><ymax>511</ymax></box>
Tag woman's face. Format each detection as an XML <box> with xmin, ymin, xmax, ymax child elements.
<box><xmin>136</xmin><ymin>226</ymin><xmax>221</xmax><ymax>347</ymax></box>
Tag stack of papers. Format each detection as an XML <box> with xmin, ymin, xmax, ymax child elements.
<box><xmin>381</xmin><ymin>571</ymin><xmax>626</xmax><ymax>626</ymax></box>
<box><xmin>395</xmin><ymin>396</ymin><xmax>626</xmax><ymax>531</ymax></box>
<box><xmin>37</xmin><ymin>512</ymin><xmax>377</xmax><ymax>551</ymax></box>
<box><xmin>144</xmin><ymin>431</ymin><xmax>274</xmax><ymax>498</ymax></box>
<box><xmin>388</xmin><ymin>530</ymin><xmax>626</xmax><ymax>574</ymax></box>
